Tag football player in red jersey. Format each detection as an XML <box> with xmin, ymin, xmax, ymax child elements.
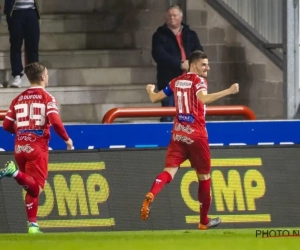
<box><xmin>0</xmin><ymin>62</ymin><xmax>73</xmax><ymax>233</ymax></box>
<box><xmin>140</xmin><ymin>50</ymin><xmax>239</xmax><ymax>230</ymax></box>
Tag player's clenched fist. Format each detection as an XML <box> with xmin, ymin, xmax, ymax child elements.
<box><xmin>146</xmin><ymin>84</ymin><xmax>155</xmax><ymax>94</ymax></box>
<box><xmin>65</xmin><ymin>138</ymin><xmax>73</xmax><ymax>150</ymax></box>
<box><xmin>229</xmin><ymin>83</ymin><xmax>239</xmax><ymax>94</ymax></box>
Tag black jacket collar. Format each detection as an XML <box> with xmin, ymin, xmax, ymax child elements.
<box><xmin>156</xmin><ymin>23</ymin><xmax>190</xmax><ymax>36</ymax></box>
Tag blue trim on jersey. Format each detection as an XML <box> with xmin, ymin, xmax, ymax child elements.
<box><xmin>177</xmin><ymin>114</ymin><xmax>195</xmax><ymax>123</ymax></box>
<box><xmin>163</xmin><ymin>85</ymin><xmax>173</xmax><ymax>96</ymax></box>
<box><xmin>19</xmin><ymin>129</ymin><xmax>44</xmax><ymax>137</ymax></box>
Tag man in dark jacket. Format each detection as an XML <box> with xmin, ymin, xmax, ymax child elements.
<box><xmin>4</xmin><ymin>0</ymin><xmax>40</xmax><ymax>88</ymax></box>
<box><xmin>152</xmin><ymin>5</ymin><xmax>203</xmax><ymax>122</ymax></box>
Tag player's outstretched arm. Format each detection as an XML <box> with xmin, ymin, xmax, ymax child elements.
<box><xmin>197</xmin><ymin>83</ymin><xmax>239</xmax><ymax>104</ymax></box>
<box><xmin>48</xmin><ymin>112</ymin><xmax>73</xmax><ymax>150</ymax></box>
<box><xmin>146</xmin><ymin>84</ymin><xmax>167</xmax><ymax>103</ymax></box>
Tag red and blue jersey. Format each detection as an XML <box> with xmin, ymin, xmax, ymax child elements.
<box><xmin>163</xmin><ymin>72</ymin><xmax>208</xmax><ymax>138</ymax></box>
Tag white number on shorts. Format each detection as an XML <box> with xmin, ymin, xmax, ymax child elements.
<box><xmin>15</xmin><ymin>103</ymin><xmax>46</xmax><ymax>127</ymax></box>
<box><xmin>177</xmin><ymin>90</ymin><xmax>190</xmax><ymax>113</ymax></box>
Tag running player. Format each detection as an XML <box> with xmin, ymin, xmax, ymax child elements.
<box><xmin>140</xmin><ymin>50</ymin><xmax>239</xmax><ymax>230</ymax></box>
<box><xmin>0</xmin><ymin>62</ymin><xmax>73</xmax><ymax>233</ymax></box>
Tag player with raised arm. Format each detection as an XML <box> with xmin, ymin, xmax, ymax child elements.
<box><xmin>0</xmin><ymin>62</ymin><xmax>73</xmax><ymax>234</ymax></box>
<box><xmin>140</xmin><ymin>50</ymin><xmax>239</xmax><ymax>230</ymax></box>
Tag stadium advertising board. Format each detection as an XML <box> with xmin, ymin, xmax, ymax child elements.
<box><xmin>0</xmin><ymin>146</ymin><xmax>299</xmax><ymax>233</ymax></box>
<box><xmin>1</xmin><ymin>120</ymin><xmax>300</xmax><ymax>151</ymax></box>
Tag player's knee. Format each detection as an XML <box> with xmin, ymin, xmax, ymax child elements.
<box><xmin>27</xmin><ymin>189</ymin><xmax>39</xmax><ymax>198</ymax></box>
<box><xmin>163</xmin><ymin>167</ymin><xmax>178</xmax><ymax>179</ymax></box>
<box><xmin>39</xmin><ymin>186</ymin><xmax>44</xmax><ymax>195</ymax></box>
<box><xmin>197</xmin><ymin>173</ymin><xmax>210</xmax><ymax>181</ymax></box>
<box><xmin>28</xmin><ymin>186</ymin><xmax>43</xmax><ymax>198</ymax></box>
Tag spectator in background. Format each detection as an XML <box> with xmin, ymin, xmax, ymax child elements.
<box><xmin>4</xmin><ymin>0</ymin><xmax>40</xmax><ymax>88</ymax></box>
<box><xmin>152</xmin><ymin>5</ymin><xmax>203</xmax><ymax>122</ymax></box>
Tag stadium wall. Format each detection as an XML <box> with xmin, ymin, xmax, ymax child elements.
<box><xmin>186</xmin><ymin>0</ymin><xmax>283</xmax><ymax>119</ymax></box>
<box><xmin>0</xmin><ymin>146</ymin><xmax>299</xmax><ymax>233</ymax></box>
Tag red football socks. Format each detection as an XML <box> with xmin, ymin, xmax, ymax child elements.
<box><xmin>25</xmin><ymin>193</ymin><xmax>38</xmax><ymax>223</ymax></box>
<box><xmin>14</xmin><ymin>171</ymin><xmax>40</xmax><ymax>198</ymax></box>
<box><xmin>150</xmin><ymin>171</ymin><xmax>172</xmax><ymax>196</ymax></box>
<box><xmin>198</xmin><ymin>178</ymin><xmax>211</xmax><ymax>225</ymax></box>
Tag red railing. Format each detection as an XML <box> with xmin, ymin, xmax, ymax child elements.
<box><xmin>102</xmin><ymin>105</ymin><xmax>256</xmax><ymax>123</ymax></box>
<box><xmin>0</xmin><ymin>106</ymin><xmax>256</xmax><ymax>123</ymax></box>
<box><xmin>0</xmin><ymin>110</ymin><xmax>6</xmax><ymax>121</ymax></box>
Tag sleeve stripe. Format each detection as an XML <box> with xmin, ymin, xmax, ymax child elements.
<box><xmin>197</xmin><ymin>83</ymin><xmax>206</xmax><ymax>88</ymax></box>
<box><xmin>47</xmin><ymin>110</ymin><xmax>59</xmax><ymax>116</ymax></box>
<box><xmin>5</xmin><ymin>116</ymin><xmax>15</xmax><ymax>121</ymax></box>
<box><xmin>196</xmin><ymin>88</ymin><xmax>207</xmax><ymax>95</ymax></box>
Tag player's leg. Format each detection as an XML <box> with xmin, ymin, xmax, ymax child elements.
<box><xmin>23</xmin><ymin>162</ymin><xmax>43</xmax><ymax>234</ymax></box>
<box><xmin>197</xmin><ymin>172</ymin><xmax>220</xmax><ymax>229</ymax></box>
<box><xmin>0</xmin><ymin>160</ymin><xmax>19</xmax><ymax>179</ymax></box>
<box><xmin>140</xmin><ymin>137</ymin><xmax>187</xmax><ymax>220</ymax></box>
<box><xmin>140</xmin><ymin>167</ymin><xmax>178</xmax><ymax>220</ymax></box>
<box><xmin>24</xmin><ymin>151</ymin><xmax>48</xmax><ymax>234</ymax></box>
<box><xmin>188</xmin><ymin>137</ymin><xmax>221</xmax><ymax>230</ymax></box>
<box><xmin>148</xmin><ymin>166</ymin><xmax>177</xmax><ymax>197</ymax></box>
<box><xmin>0</xmin><ymin>152</ymin><xmax>41</xmax><ymax>233</ymax></box>
<box><xmin>14</xmin><ymin>147</ymin><xmax>41</xmax><ymax>197</ymax></box>
<box><xmin>0</xmin><ymin>155</ymin><xmax>40</xmax><ymax>198</ymax></box>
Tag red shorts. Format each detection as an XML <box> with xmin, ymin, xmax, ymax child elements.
<box><xmin>165</xmin><ymin>134</ymin><xmax>210</xmax><ymax>174</ymax></box>
<box><xmin>14</xmin><ymin>142</ymin><xmax>48</xmax><ymax>189</ymax></box>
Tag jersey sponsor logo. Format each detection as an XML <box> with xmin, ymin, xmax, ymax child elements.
<box><xmin>175</xmin><ymin>80</ymin><xmax>192</xmax><ymax>89</ymax></box>
<box><xmin>174</xmin><ymin>123</ymin><xmax>194</xmax><ymax>134</ymax></box>
<box><xmin>25</xmin><ymin>95</ymin><xmax>42</xmax><ymax>100</ymax></box>
<box><xmin>18</xmin><ymin>95</ymin><xmax>43</xmax><ymax>101</ymax></box>
<box><xmin>15</xmin><ymin>144</ymin><xmax>34</xmax><ymax>154</ymax></box>
<box><xmin>177</xmin><ymin>114</ymin><xmax>195</xmax><ymax>123</ymax></box>
<box><xmin>173</xmin><ymin>134</ymin><xmax>194</xmax><ymax>144</ymax></box>
<box><xmin>47</xmin><ymin>102</ymin><xmax>58</xmax><ymax>109</ymax></box>
<box><xmin>19</xmin><ymin>129</ymin><xmax>44</xmax><ymax>137</ymax></box>
<box><xmin>17</xmin><ymin>135</ymin><xmax>37</xmax><ymax>142</ymax></box>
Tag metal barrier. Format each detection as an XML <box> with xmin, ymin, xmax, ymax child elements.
<box><xmin>0</xmin><ymin>106</ymin><xmax>256</xmax><ymax>123</ymax></box>
<box><xmin>102</xmin><ymin>105</ymin><xmax>256</xmax><ymax>123</ymax></box>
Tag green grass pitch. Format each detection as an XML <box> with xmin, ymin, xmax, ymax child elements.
<box><xmin>0</xmin><ymin>229</ymin><xmax>299</xmax><ymax>250</ymax></box>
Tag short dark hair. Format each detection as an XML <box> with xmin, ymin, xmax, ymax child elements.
<box><xmin>188</xmin><ymin>50</ymin><xmax>208</xmax><ymax>66</ymax></box>
<box><xmin>24</xmin><ymin>62</ymin><xmax>46</xmax><ymax>83</ymax></box>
